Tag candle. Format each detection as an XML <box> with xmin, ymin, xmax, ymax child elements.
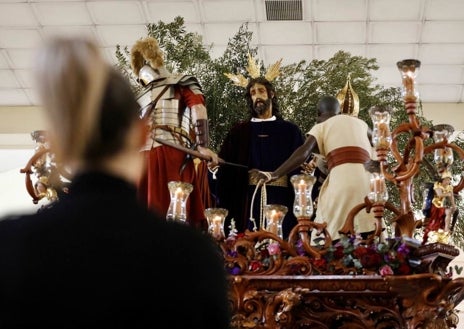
<box><xmin>268</xmin><ymin>210</ymin><xmax>278</xmax><ymax>235</ymax></box>
<box><xmin>264</xmin><ymin>204</ymin><xmax>287</xmax><ymax>238</ymax></box>
<box><xmin>369</xmin><ymin>108</ymin><xmax>392</xmax><ymax>151</ymax></box>
<box><xmin>298</xmin><ymin>180</ymin><xmax>307</xmax><ymax>210</ymax></box>
<box><xmin>174</xmin><ymin>187</ymin><xmax>184</xmax><ymax>217</ymax></box>
<box><xmin>175</xmin><ymin>187</ymin><xmax>183</xmax><ymax>198</ymax></box>
<box><xmin>166</xmin><ymin>181</ymin><xmax>193</xmax><ymax>222</ymax></box>
<box><xmin>368</xmin><ymin>173</ymin><xmax>388</xmax><ymax>203</ymax></box>
<box><xmin>377</xmin><ymin>122</ymin><xmax>391</xmax><ymax>148</ymax></box>
<box><xmin>212</xmin><ymin>215</ymin><xmax>222</xmax><ymax>237</ymax></box>
<box><xmin>370</xmin><ymin>176</ymin><xmax>381</xmax><ymax>193</ymax></box>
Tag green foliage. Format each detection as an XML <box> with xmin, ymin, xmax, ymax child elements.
<box><xmin>274</xmin><ymin>52</ymin><xmax>403</xmax><ymax>134</ymax></box>
<box><xmin>115</xmin><ymin>17</ymin><xmax>406</xmax><ymax>150</ymax></box>
<box><xmin>200</xmin><ymin>22</ymin><xmax>258</xmax><ymax>150</ymax></box>
<box><xmin>115</xmin><ymin>16</ymin><xmax>464</xmax><ymax>250</ymax></box>
<box><xmin>146</xmin><ymin>17</ymin><xmax>211</xmax><ymax>75</ymax></box>
<box><xmin>115</xmin><ymin>44</ymin><xmax>138</xmax><ymax>88</ymax></box>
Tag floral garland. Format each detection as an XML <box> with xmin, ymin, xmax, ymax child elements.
<box><xmin>311</xmin><ymin>235</ymin><xmax>418</xmax><ymax>275</ymax></box>
<box><xmin>224</xmin><ymin>233</ymin><xmax>426</xmax><ymax>276</ymax></box>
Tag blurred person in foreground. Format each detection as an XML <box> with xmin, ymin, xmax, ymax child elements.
<box><xmin>251</xmin><ymin>95</ymin><xmax>377</xmax><ymax>242</ymax></box>
<box><xmin>0</xmin><ymin>36</ymin><xmax>230</xmax><ymax>329</ymax></box>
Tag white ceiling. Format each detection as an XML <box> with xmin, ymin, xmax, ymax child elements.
<box><xmin>0</xmin><ymin>0</ymin><xmax>463</xmax><ymax>106</ymax></box>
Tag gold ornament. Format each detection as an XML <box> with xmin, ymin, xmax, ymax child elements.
<box><xmin>427</xmin><ymin>229</ymin><xmax>450</xmax><ymax>244</ymax></box>
<box><xmin>336</xmin><ymin>73</ymin><xmax>360</xmax><ymax>117</ymax></box>
<box><xmin>224</xmin><ymin>53</ymin><xmax>282</xmax><ymax>88</ymax></box>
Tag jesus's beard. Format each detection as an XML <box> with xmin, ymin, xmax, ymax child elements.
<box><xmin>252</xmin><ymin>98</ymin><xmax>271</xmax><ymax>117</ymax></box>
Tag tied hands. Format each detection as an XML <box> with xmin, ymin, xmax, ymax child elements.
<box><xmin>249</xmin><ymin>157</ymin><xmax>319</xmax><ymax>186</ymax></box>
<box><xmin>248</xmin><ymin>169</ymin><xmax>275</xmax><ymax>186</ymax></box>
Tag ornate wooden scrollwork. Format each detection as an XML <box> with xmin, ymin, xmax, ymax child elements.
<box><xmin>20</xmin><ymin>130</ymin><xmax>69</xmax><ymax>206</ymax></box>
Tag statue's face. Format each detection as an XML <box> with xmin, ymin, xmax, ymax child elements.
<box><xmin>250</xmin><ymin>83</ymin><xmax>272</xmax><ymax>118</ymax></box>
<box><xmin>138</xmin><ymin>65</ymin><xmax>167</xmax><ymax>87</ymax></box>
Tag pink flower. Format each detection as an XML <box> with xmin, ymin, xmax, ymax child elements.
<box><xmin>379</xmin><ymin>265</ymin><xmax>394</xmax><ymax>276</ymax></box>
<box><xmin>267</xmin><ymin>242</ymin><xmax>281</xmax><ymax>256</ymax></box>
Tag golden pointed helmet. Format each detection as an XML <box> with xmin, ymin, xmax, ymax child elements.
<box><xmin>336</xmin><ymin>74</ymin><xmax>360</xmax><ymax>117</ymax></box>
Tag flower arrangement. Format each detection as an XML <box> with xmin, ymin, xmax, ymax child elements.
<box><xmin>309</xmin><ymin>235</ymin><xmax>420</xmax><ymax>275</ymax></box>
<box><xmin>224</xmin><ymin>232</ymin><xmax>425</xmax><ymax>276</ymax></box>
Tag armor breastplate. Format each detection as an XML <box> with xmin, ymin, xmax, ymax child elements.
<box><xmin>139</xmin><ymin>84</ymin><xmax>193</xmax><ymax>151</ymax></box>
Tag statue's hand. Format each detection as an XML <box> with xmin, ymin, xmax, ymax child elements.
<box><xmin>300</xmin><ymin>159</ymin><xmax>316</xmax><ymax>175</ymax></box>
<box><xmin>249</xmin><ymin>169</ymin><xmax>274</xmax><ymax>185</ymax></box>
<box><xmin>197</xmin><ymin>146</ymin><xmax>219</xmax><ymax>166</ymax></box>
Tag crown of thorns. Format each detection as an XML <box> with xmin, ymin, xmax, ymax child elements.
<box><xmin>224</xmin><ymin>53</ymin><xmax>282</xmax><ymax>88</ymax></box>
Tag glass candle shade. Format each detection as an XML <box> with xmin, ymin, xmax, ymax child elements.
<box><xmin>397</xmin><ymin>59</ymin><xmax>421</xmax><ymax>99</ymax></box>
<box><xmin>204</xmin><ymin>208</ymin><xmax>228</xmax><ymax>240</ymax></box>
<box><xmin>434</xmin><ymin>147</ymin><xmax>454</xmax><ymax>169</ymax></box>
<box><xmin>290</xmin><ymin>174</ymin><xmax>316</xmax><ymax>219</ymax></box>
<box><xmin>369</xmin><ymin>105</ymin><xmax>392</xmax><ymax>151</ymax></box>
<box><xmin>432</xmin><ymin>124</ymin><xmax>455</xmax><ymax>169</ymax></box>
<box><xmin>166</xmin><ymin>181</ymin><xmax>193</xmax><ymax>223</ymax></box>
<box><xmin>368</xmin><ymin>172</ymin><xmax>388</xmax><ymax>203</ymax></box>
<box><xmin>263</xmin><ymin>204</ymin><xmax>288</xmax><ymax>239</ymax></box>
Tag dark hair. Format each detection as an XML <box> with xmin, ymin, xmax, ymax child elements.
<box><xmin>245</xmin><ymin>77</ymin><xmax>281</xmax><ymax>119</ymax></box>
<box><xmin>317</xmin><ymin>96</ymin><xmax>340</xmax><ymax>115</ymax></box>
<box><xmin>84</xmin><ymin>68</ymin><xmax>140</xmax><ymax>163</ymax></box>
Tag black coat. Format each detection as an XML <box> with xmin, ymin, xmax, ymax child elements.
<box><xmin>0</xmin><ymin>172</ymin><xmax>230</xmax><ymax>329</ymax></box>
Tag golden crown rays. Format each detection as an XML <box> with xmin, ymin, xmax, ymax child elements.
<box><xmin>224</xmin><ymin>53</ymin><xmax>282</xmax><ymax>88</ymax></box>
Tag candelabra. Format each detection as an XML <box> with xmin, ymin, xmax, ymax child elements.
<box><xmin>374</xmin><ymin>59</ymin><xmax>464</xmax><ymax>239</ymax></box>
<box><xmin>20</xmin><ymin>130</ymin><xmax>68</xmax><ymax>205</ymax></box>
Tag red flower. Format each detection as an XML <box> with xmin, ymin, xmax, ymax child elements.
<box><xmin>396</xmin><ymin>263</ymin><xmax>411</xmax><ymax>275</ymax></box>
<box><xmin>353</xmin><ymin>246</ymin><xmax>369</xmax><ymax>258</ymax></box>
<box><xmin>359</xmin><ymin>250</ymin><xmax>383</xmax><ymax>268</ymax></box>
<box><xmin>333</xmin><ymin>246</ymin><xmax>344</xmax><ymax>259</ymax></box>
<box><xmin>249</xmin><ymin>260</ymin><xmax>262</xmax><ymax>272</ymax></box>
<box><xmin>396</xmin><ymin>252</ymin><xmax>406</xmax><ymax>262</ymax></box>
<box><xmin>312</xmin><ymin>258</ymin><xmax>327</xmax><ymax>268</ymax></box>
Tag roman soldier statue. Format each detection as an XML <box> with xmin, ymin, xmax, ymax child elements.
<box><xmin>130</xmin><ymin>36</ymin><xmax>218</xmax><ymax>230</ymax></box>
